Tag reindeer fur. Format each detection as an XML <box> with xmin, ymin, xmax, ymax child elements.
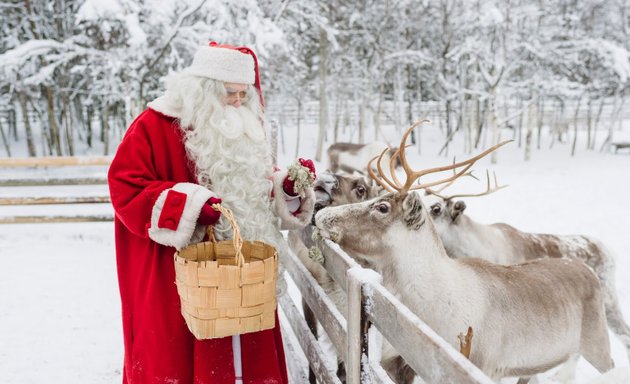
<box><xmin>427</xmin><ymin>197</ymin><xmax>630</xmax><ymax>365</ymax></box>
<box><xmin>327</xmin><ymin>142</ymin><xmax>400</xmax><ymax>175</ymax></box>
<box><xmin>288</xmin><ymin>172</ymin><xmax>382</xmax><ymax>382</ymax></box>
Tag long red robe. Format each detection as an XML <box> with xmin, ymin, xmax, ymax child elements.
<box><xmin>108</xmin><ymin>108</ymin><xmax>289</xmax><ymax>384</ymax></box>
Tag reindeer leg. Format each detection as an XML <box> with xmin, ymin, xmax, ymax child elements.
<box><xmin>580</xmin><ymin>297</ymin><xmax>615</xmax><ymax>373</ymax></box>
<box><xmin>552</xmin><ymin>354</ymin><xmax>579</xmax><ymax>384</ymax></box>
<box><xmin>381</xmin><ymin>355</ymin><xmax>416</xmax><ymax>384</ymax></box>
<box><xmin>598</xmin><ymin>260</ymin><xmax>630</xmax><ymax>364</ymax></box>
<box><xmin>336</xmin><ymin>361</ymin><xmax>346</xmax><ymax>383</ymax></box>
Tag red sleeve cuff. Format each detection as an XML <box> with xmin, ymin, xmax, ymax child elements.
<box><xmin>157</xmin><ymin>190</ymin><xmax>187</xmax><ymax>230</ymax></box>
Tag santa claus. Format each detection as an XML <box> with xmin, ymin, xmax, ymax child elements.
<box><xmin>108</xmin><ymin>42</ymin><xmax>315</xmax><ymax>383</ymax></box>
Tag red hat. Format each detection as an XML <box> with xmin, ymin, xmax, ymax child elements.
<box><xmin>186</xmin><ymin>41</ymin><xmax>264</xmax><ymax>106</ymax></box>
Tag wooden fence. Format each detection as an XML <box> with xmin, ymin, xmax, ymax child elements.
<box><xmin>281</xmin><ymin>237</ymin><xmax>494</xmax><ymax>384</ymax></box>
<box><xmin>0</xmin><ymin>156</ymin><xmax>112</xmax><ymax>223</ymax></box>
<box><xmin>1</xmin><ymin>155</ymin><xmax>495</xmax><ymax>383</ymax></box>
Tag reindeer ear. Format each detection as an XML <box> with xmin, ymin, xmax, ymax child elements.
<box><xmin>402</xmin><ymin>192</ymin><xmax>424</xmax><ymax>229</ymax></box>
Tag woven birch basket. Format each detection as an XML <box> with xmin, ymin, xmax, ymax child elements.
<box><xmin>174</xmin><ymin>204</ymin><xmax>278</xmax><ymax>339</ymax></box>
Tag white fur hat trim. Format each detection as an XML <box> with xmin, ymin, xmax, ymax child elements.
<box><xmin>184</xmin><ymin>45</ymin><xmax>255</xmax><ymax>84</ymax></box>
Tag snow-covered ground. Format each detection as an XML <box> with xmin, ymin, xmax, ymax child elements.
<box><xmin>1</xmin><ymin>121</ymin><xmax>629</xmax><ymax>383</ymax></box>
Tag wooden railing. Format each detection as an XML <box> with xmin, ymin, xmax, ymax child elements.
<box><xmin>282</xmin><ymin>238</ymin><xmax>494</xmax><ymax>384</ymax></box>
<box><xmin>0</xmin><ymin>156</ymin><xmax>113</xmax><ymax>224</ymax></box>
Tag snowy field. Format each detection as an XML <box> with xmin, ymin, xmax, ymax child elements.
<box><xmin>1</xmin><ymin>121</ymin><xmax>630</xmax><ymax>384</ymax></box>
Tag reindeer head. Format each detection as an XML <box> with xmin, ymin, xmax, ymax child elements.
<box><xmin>425</xmin><ymin>170</ymin><xmax>506</xmax><ymax>231</ymax></box>
<box><xmin>316</xmin><ymin>121</ymin><xmax>510</xmax><ymax>266</ymax></box>
<box><xmin>427</xmin><ymin>197</ymin><xmax>468</xmax><ymax>236</ymax></box>
<box><xmin>312</xmin><ymin>171</ymin><xmax>383</xmax><ymax>220</ymax></box>
<box><xmin>315</xmin><ymin>191</ymin><xmax>428</xmax><ymax>266</ymax></box>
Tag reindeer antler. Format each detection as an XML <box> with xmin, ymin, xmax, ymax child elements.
<box><xmin>426</xmin><ymin>159</ymin><xmax>478</xmax><ymax>195</ymax></box>
<box><xmin>368</xmin><ymin>121</ymin><xmax>512</xmax><ymax>196</ymax></box>
<box><xmin>426</xmin><ymin>170</ymin><xmax>508</xmax><ymax>201</ymax></box>
<box><xmin>458</xmin><ymin>326</ymin><xmax>474</xmax><ymax>359</ymax></box>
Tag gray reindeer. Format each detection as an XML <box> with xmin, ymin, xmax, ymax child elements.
<box><xmin>423</xmin><ymin>180</ymin><xmax>630</xmax><ymax>375</ymax></box>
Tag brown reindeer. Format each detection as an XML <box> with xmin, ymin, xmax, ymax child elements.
<box><xmin>327</xmin><ymin>142</ymin><xmax>401</xmax><ymax>176</ymax></box>
<box><xmin>288</xmin><ymin>171</ymin><xmax>382</xmax><ymax>382</ymax></box>
<box><xmin>314</xmin><ymin>123</ymin><xmax>614</xmax><ymax>383</ymax></box>
<box><xmin>424</xmin><ymin>180</ymin><xmax>630</xmax><ymax>370</ymax></box>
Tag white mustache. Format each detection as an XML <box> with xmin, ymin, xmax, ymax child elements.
<box><xmin>218</xmin><ymin>106</ymin><xmax>265</xmax><ymax>142</ymax></box>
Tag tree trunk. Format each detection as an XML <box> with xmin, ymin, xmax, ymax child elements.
<box><xmin>490</xmin><ymin>88</ymin><xmax>499</xmax><ymax>164</ymax></box>
<box><xmin>294</xmin><ymin>98</ymin><xmax>302</xmax><ymax>159</ymax></box>
<box><xmin>591</xmin><ymin>98</ymin><xmax>604</xmax><ymax>150</ymax></box>
<box><xmin>44</xmin><ymin>86</ymin><xmax>62</xmax><ymax>155</ymax></box>
<box><xmin>86</xmin><ymin>104</ymin><xmax>93</xmax><ymax>148</ymax></box>
<box><xmin>8</xmin><ymin>109</ymin><xmax>17</xmax><ymax>140</ymax></box>
<box><xmin>586</xmin><ymin>97</ymin><xmax>593</xmax><ymax>150</ymax></box>
<box><xmin>465</xmin><ymin>96</ymin><xmax>475</xmax><ymax>154</ymax></box>
<box><xmin>536</xmin><ymin>95</ymin><xmax>544</xmax><ymax>150</ymax></box>
<box><xmin>63</xmin><ymin>95</ymin><xmax>75</xmax><ymax>156</ymax></box>
<box><xmin>102</xmin><ymin>104</ymin><xmax>110</xmax><ymax>156</ymax></box>
<box><xmin>358</xmin><ymin>98</ymin><xmax>366</xmax><ymax>144</ymax></box>
<box><xmin>524</xmin><ymin>97</ymin><xmax>535</xmax><ymax>161</ymax></box>
<box><xmin>474</xmin><ymin>98</ymin><xmax>486</xmax><ymax>149</ymax></box>
<box><xmin>18</xmin><ymin>94</ymin><xmax>37</xmax><ymax>156</ymax></box>
<box><xmin>571</xmin><ymin>94</ymin><xmax>583</xmax><ymax>157</ymax></box>
<box><xmin>393</xmin><ymin>67</ymin><xmax>403</xmax><ymax>133</ymax></box>
<box><xmin>517</xmin><ymin>98</ymin><xmax>524</xmax><ymax>148</ymax></box>
<box><xmin>333</xmin><ymin>97</ymin><xmax>341</xmax><ymax>144</ymax></box>
<box><xmin>343</xmin><ymin>100</ymin><xmax>349</xmax><ymax>136</ymax></box>
<box><xmin>374</xmin><ymin>89</ymin><xmax>383</xmax><ymax>142</ymax></box>
<box><xmin>445</xmin><ymin>99</ymin><xmax>452</xmax><ymax>141</ymax></box>
<box><xmin>0</xmin><ymin>118</ymin><xmax>11</xmax><ymax>157</ymax></box>
<box><xmin>315</xmin><ymin>28</ymin><xmax>328</xmax><ymax>162</ymax></box>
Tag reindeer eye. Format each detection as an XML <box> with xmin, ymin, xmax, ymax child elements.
<box><xmin>430</xmin><ymin>203</ymin><xmax>442</xmax><ymax>216</ymax></box>
<box><xmin>355</xmin><ymin>185</ymin><xmax>366</xmax><ymax>198</ymax></box>
<box><xmin>374</xmin><ymin>203</ymin><xmax>389</xmax><ymax>214</ymax></box>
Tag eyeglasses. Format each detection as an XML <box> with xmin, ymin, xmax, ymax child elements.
<box><xmin>225</xmin><ymin>89</ymin><xmax>247</xmax><ymax>101</ymax></box>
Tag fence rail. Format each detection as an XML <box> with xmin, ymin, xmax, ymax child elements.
<box><xmin>283</xmin><ymin>238</ymin><xmax>494</xmax><ymax>384</ymax></box>
<box><xmin>0</xmin><ymin>156</ymin><xmax>112</xmax><ymax>167</ymax></box>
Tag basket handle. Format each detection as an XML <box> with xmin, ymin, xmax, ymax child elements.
<box><xmin>207</xmin><ymin>204</ymin><xmax>245</xmax><ymax>267</ymax></box>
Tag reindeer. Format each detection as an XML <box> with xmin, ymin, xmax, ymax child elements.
<box><xmin>327</xmin><ymin>141</ymin><xmax>401</xmax><ymax>176</ymax></box>
<box><xmin>288</xmin><ymin>171</ymin><xmax>382</xmax><ymax>382</ymax></box>
<box><xmin>290</xmin><ymin>171</ymin><xmax>381</xmax><ymax>308</ymax></box>
<box><xmin>423</xmin><ymin>178</ymin><xmax>630</xmax><ymax>369</ymax></box>
<box><xmin>314</xmin><ymin>123</ymin><xmax>614</xmax><ymax>383</ymax></box>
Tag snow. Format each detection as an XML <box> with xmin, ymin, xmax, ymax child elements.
<box><xmin>1</xmin><ymin>119</ymin><xmax>630</xmax><ymax>384</ymax></box>
<box><xmin>76</xmin><ymin>0</ymin><xmax>126</xmax><ymax>22</ymax></box>
<box><xmin>0</xmin><ymin>40</ymin><xmax>65</xmax><ymax>68</ymax></box>
<box><xmin>125</xmin><ymin>14</ymin><xmax>148</xmax><ymax>47</ymax></box>
<box><xmin>599</xmin><ymin>40</ymin><xmax>630</xmax><ymax>83</ymax></box>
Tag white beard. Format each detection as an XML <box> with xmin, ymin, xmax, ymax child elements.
<box><xmin>180</xmin><ymin>101</ymin><xmax>285</xmax><ymax>251</ymax></box>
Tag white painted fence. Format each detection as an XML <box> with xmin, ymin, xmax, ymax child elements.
<box><xmin>281</xmin><ymin>237</ymin><xmax>494</xmax><ymax>384</ymax></box>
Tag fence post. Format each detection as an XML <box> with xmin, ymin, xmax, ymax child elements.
<box><xmin>346</xmin><ymin>266</ymin><xmax>382</xmax><ymax>384</ymax></box>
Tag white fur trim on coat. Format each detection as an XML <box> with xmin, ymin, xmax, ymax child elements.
<box><xmin>147</xmin><ymin>97</ymin><xmax>181</xmax><ymax>119</ymax></box>
<box><xmin>184</xmin><ymin>45</ymin><xmax>255</xmax><ymax>85</ymax></box>
<box><xmin>148</xmin><ymin>182</ymin><xmax>217</xmax><ymax>250</ymax></box>
<box><xmin>272</xmin><ymin>171</ymin><xmax>315</xmax><ymax>230</ymax></box>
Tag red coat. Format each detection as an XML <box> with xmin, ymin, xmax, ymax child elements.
<box><xmin>108</xmin><ymin>109</ymin><xmax>292</xmax><ymax>384</ymax></box>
